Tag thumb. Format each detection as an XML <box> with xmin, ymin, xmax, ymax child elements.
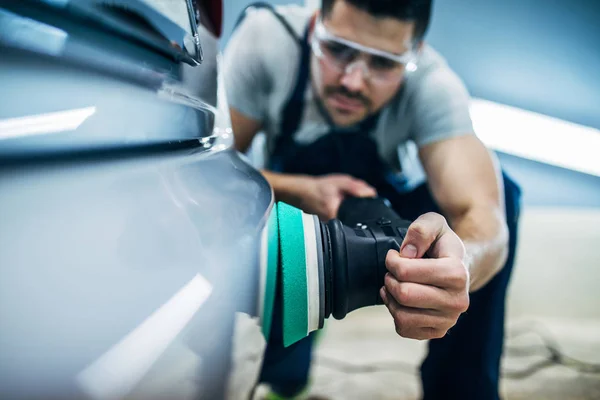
<box><xmin>400</xmin><ymin>212</ymin><xmax>464</xmax><ymax>259</ymax></box>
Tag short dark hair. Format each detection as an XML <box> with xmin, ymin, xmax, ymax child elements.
<box><xmin>321</xmin><ymin>0</ymin><xmax>433</xmax><ymax>42</ymax></box>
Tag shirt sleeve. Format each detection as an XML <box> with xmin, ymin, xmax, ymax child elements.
<box><xmin>408</xmin><ymin>64</ymin><xmax>475</xmax><ymax>147</ymax></box>
<box><xmin>222</xmin><ymin>11</ymin><xmax>272</xmax><ymax>122</ymax></box>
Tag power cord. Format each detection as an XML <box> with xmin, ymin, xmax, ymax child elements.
<box><xmin>314</xmin><ymin>321</ymin><xmax>600</xmax><ymax>380</ymax></box>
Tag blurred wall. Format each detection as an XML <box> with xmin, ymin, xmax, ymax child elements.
<box><xmin>426</xmin><ymin>0</ymin><xmax>600</xmax><ymax>209</ymax></box>
<box><xmin>221</xmin><ymin>0</ymin><xmax>600</xmax><ymax>208</ymax></box>
<box><xmin>497</xmin><ymin>153</ymin><xmax>600</xmax><ymax>208</ymax></box>
<box><xmin>427</xmin><ymin>0</ymin><xmax>600</xmax><ymax>131</ymax></box>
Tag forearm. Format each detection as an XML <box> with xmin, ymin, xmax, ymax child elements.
<box><xmin>261</xmin><ymin>170</ymin><xmax>309</xmax><ymax>206</ymax></box>
<box><xmin>451</xmin><ymin>205</ymin><xmax>509</xmax><ymax>292</ymax></box>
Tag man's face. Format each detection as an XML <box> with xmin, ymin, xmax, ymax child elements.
<box><xmin>311</xmin><ymin>0</ymin><xmax>417</xmax><ymax>126</ymax></box>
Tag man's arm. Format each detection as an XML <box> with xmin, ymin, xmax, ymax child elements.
<box><xmin>380</xmin><ymin>134</ymin><xmax>504</xmax><ymax>340</ymax></box>
<box><xmin>419</xmin><ymin>134</ymin><xmax>509</xmax><ymax>291</ymax></box>
<box><xmin>230</xmin><ymin>107</ymin><xmax>376</xmax><ymax>220</ymax></box>
<box><xmin>230</xmin><ymin>107</ymin><xmax>262</xmax><ymax>153</ymax></box>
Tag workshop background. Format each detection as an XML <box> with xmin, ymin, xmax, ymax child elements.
<box><xmin>223</xmin><ymin>0</ymin><xmax>600</xmax><ymax>399</ymax></box>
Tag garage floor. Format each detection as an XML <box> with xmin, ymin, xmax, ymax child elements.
<box><xmin>255</xmin><ymin>307</ymin><xmax>600</xmax><ymax>399</ymax></box>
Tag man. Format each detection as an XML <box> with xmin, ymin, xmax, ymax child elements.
<box><xmin>224</xmin><ymin>0</ymin><xmax>521</xmax><ymax>398</ymax></box>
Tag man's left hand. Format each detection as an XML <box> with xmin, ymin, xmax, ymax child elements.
<box><xmin>380</xmin><ymin>212</ymin><xmax>470</xmax><ymax>340</ymax></box>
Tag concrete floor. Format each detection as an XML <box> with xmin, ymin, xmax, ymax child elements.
<box><xmin>254</xmin><ymin>305</ymin><xmax>600</xmax><ymax>400</ymax></box>
<box><xmin>298</xmin><ymin>308</ymin><xmax>600</xmax><ymax>400</ymax></box>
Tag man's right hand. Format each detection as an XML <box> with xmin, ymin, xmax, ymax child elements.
<box><xmin>263</xmin><ymin>172</ymin><xmax>377</xmax><ymax>221</ymax></box>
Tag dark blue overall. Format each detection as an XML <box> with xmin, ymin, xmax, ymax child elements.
<box><xmin>257</xmin><ymin>16</ymin><xmax>522</xmax><ymax>400</ymax></box>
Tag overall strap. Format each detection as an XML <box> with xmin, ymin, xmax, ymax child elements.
<box><xmin>232</xmin><ymin>2</ymin><xmax>302</xmax><ymax>48</ymax></box>
<box><xmin>278</xmin><ymin>20</ymin><xmax>313</xmax><ymax>139</ymax></box>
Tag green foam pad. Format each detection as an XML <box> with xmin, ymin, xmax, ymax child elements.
<box><xmin>262</xmin><ymin>202</ymin><xmax>279</xmax><ymax>341</ymax></box>
<box><xmin>277</xmin><ymin>202</ymin><xmax>308</xmax><ymax>347</ymax></box>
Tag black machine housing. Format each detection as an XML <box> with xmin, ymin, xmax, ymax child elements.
<box><xmin>319</xmin><ymin>197</ymin><xmax>412</xmax><ymax>321</ymax></box>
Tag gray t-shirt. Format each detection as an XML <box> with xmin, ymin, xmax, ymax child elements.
<box><xmin>224</xmin><ymin>5</ymin><xmax>474</xmax><ymax>184</ymax></box>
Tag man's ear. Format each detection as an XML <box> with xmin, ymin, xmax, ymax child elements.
<box><xmin>309</xmin><ymin>9</ymin><xmax>320</xmax><ymax>36</ymax></box>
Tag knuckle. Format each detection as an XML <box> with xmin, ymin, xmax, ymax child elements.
<box><xmin>326</xmin><ymin>178</ymin><xmax>340</xmax><ymax>187</ymax></box>
<box><xmin>406</xmin><ymin>330</ymin><xmax>421</xmax><ymax>340</ymax></box>
<box><xmin>386</xmin><ymin>256</ymin><xmax>406</xmax><ymax>279</ymax></box>
<box><xmin>349</xmin><ymin>177</ymin><xmax>361</xmax><ymax>186</ymax></box>
<box><xmin>395</xmin><ymin>312</ymin><xmax>409</xmax><ymax>329</ymax></box>
<box><xmin>451</xmin><ymin>294</ymin><xmax>469</xmax><ymax>313</ymax></box>
<box><xmin>384</xmin><ymin>272</ymin><xmax>395</xmax><ymax>288</ymax></box>
<box><xmin>449</xmin><ymin>296</ymin><xmax>462</xmax><ymax>312</ymax></box>
<box><xmin>447</xmin><ymin>275</ymin><xmax>462</xmax><ymax>290</ymax></box>
<box><xmin>420</xmin><ymin>327</ymin><xmax>444</xmax><ymax>340</ymax></box>
<box><xmin>397</xmin><ymin>327</ymin><xmax>413</xmax><ymax>339</ymax></box>
<box><xmin>457</xmin><ymin>269</ymin><xmax>468</xmax><ymax>287</ymax></box>
<box><xmin>425</xmin><ymin>212</ymin><xmax>448</xmax><ymax>227</ymax></box>
<box><xmin>450</xmin><ymin>265</ymin><xmax>468</xmax><ymax>288</ymax></box>
<box><xmin>385</xmin><ymin>249</ymin><xmax>400</xmax><ymax>266</ymax></box>
<box><xmin>393</xmin><ymin>312</ymin><xmax>414</xmax><ymax>338</ymax></box>
<box><xmin>431</xmin><ymin>329</ymin><xmax>447</xmax><ymax>340</ymax></box>
<box><xmin>408</xmin><ymin>223</ymin><xmax>436</xmax><ymax>244</ymax></box>
<box><xmin>414</xmin><ymin>330</ymin><xmax>431</xmax><ymax>341</ymax></box>
<box><xmin>394</xmin><ymin>321</ymin><xmax>404</xmax><ymax>337</ymax></box>
<box><xmin>340</xmin><ymin>176</ymin><xmax>353</xmax><ymax>184</ymax></box>
<box><xmin>460</xmin><ymin>295</ymin><xmax>470</xmax><ymax>312</ymax></box>
<box><xmin>398</xmin><ymin>284</ymin><xmax>411</xmax><ymax>304</ymax></box>
<box><xmin>397</xmin><ymin>265</ymin><xmax>410</xmax><ymax>281</ymax></box>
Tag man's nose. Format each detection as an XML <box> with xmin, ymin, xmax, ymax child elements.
<box><xmin>340</xmin><ymin>59</ymin><xmax>368</xmax><ymax>93</ymax></box>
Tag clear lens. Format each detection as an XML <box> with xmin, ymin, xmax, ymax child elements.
<box><xmin>312</xmin><ymin>21</ymin><xmax>414</xmax><ymax>84</ymax></box>
<box><xmin>369</xmin><ymin>55</ymin><xmax>402</xmax><ymax>72</ymax></box>
<box><xmin>313</xmin><ymin>38</ymin><xmax>406</xmax><ymax>83</ymax></box>
<box><xmin>369</xmin><ymin>57</ymin><xmax>406</xmax><ymax>82</ymax></box>
<box><xmin>320</xmin><ymin>39</ymin><xmax>359</xmax><ymax>67</ymax></box>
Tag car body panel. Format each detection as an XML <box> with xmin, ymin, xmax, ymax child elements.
<box><xmin>0</xmin><ymin>1</ymin><xmax>272</xmax><ymax>399</ymax></box>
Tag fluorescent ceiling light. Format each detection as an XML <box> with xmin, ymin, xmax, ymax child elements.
<box><xmin>470</xmin><ymin>99</ymin><xmax>600</xmax><ymax>177</ymax></box>
<box><xmin>0</xmin><ymin>106</ymin><xmax>96</xmax><ymax>140</ymax></box>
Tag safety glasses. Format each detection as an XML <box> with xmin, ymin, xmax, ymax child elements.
<box><xmin>310</xmin><ymin>18</ymin><xmax>417</xmax><ymax>84</ymax></box>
